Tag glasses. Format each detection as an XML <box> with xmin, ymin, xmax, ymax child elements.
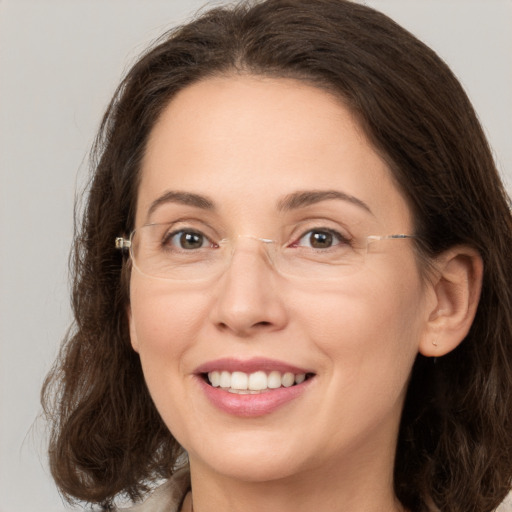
<box><xmin>115</xmin><ymin>222</ymin><xmax>416</xmax><ymax>282</ymax></box>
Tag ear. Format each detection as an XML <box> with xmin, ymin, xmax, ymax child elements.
<box><xmin>127</xmin><ymin>305</ymin><xmax>140</xmax><ymax>353</ymax></box>
<box><xmin>419</xmin><ymin>246</ymin><xmax>483</xmax><ymax>357</ymax></box>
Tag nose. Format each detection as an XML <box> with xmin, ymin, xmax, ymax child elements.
<box><xmin>209</xmin><ymin>240</ymin><xmax>288</xmax><ymax>337</ymax></box>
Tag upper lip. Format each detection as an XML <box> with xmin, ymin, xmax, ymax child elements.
<box><xmin>194</xmin><ymin>357</ymin><xmax>313</xmax><ymax>375</ymax></box>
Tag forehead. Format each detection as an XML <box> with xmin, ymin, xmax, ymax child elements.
<box><xmin>137</xmin><ymin>75</ymin><xmax>411</xmax><ymax>231</ymax></box>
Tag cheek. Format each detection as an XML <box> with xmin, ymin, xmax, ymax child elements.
<box><xmin>130</xmin><ymin>279</ymin><xmax>205</xmax><ymax>353</ymax></box>
<box><xmin>295</xmin><ymin>261</ymin><xmax>426</xmax><ymax>384</ymax></box>
<box><xmin>128</xmin><ymin>279</ymin><xmax>213</xmax><ymax>438</ymax></box>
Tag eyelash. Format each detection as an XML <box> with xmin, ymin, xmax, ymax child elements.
<box><xmin>161</xmin><ymin>229</ymin><xmax>216</xmax><ymax>250</ymax></box>
<box><xmin>161</xmin><ymin>227</ymin><xmax>352</xmax><ymax>250</ymax></box>
<box><xmin>291</xmin><ymin>228</ymin><xmax>351</xmax><ymax>250</ymax></box>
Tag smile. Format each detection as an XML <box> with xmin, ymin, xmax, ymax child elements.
<box><xmin>195</xmin><ymin>358</ymin><xmax>316</xmax><ymax>417</ymax></box>
<box><xmin>206</xmin><ymin>370</ymin><xmax>308</xmax><ymax>394</ymax></box>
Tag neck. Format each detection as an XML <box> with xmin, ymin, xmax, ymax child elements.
<box><xmin>187</xmin><ymin>450</ymin><xmax>404</xmax><ymax>512</ymax></box>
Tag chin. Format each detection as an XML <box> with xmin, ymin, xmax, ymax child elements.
<box><xmin>185</xmin><ymin>428</ymin><xmax>314</xmax><ymax>483</ymax></box>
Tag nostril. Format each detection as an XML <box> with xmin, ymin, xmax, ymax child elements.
<box><xmin>254</xmin><ymin>321</ymin><xmax>272</xmax><ymax>327</ymax></box>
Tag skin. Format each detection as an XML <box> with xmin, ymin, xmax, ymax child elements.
<box><xmin>128</xmin><ymin>75</ymin><xmax>482</xmax><ymax>512</ymax></box>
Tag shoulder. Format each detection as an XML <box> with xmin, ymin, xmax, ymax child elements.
<box><xmin>116</xmin><ymin>467</ymin><xmax>190</xmax><ymax>512</ymax></box>
<box><xmin>497</xmin><ymin>493</ymin><xmax>512</xmax><ymax>512</ymax></box>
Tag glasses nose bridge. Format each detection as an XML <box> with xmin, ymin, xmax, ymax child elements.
<box><xmin>224</xmin><ymin>234</ymin><xmax>278</xmax><ymax>271</ymax></box>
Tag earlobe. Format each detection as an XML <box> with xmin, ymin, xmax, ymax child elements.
<box><xmin>127</xmin><ymin>306</ymin><xmax>140</xmax><ymax>353</ymax></box>
<box><xmin>419</xmin><ymin>246</ymin><xmax>483</xmax><ymax>358</ymax></box>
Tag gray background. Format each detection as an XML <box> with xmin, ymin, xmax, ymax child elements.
<box><xmin>1</xmin><ymin>1</ymin><xmax>511</xmax><ymax>511</ymax></box>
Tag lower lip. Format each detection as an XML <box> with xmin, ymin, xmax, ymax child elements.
<box><xmin>196</xmin><ymin>376</ymin><xmax>313</xmax><ymax>417</ymax></box>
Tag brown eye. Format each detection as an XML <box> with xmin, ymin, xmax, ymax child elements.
<box><xmin>294</xmin><ymin>229</ymin><xmax>348</xmax><ymax>250</ymax></box>
<box><xmin>309</xmin><ymin>231</ymin><xmax>333</xmax><ymax>248</ymax></box>
<box><xmin>180</xmin><ymin>232</ymin><xmax>204</xmax><ymax>249</ymax></box>
<box><xmin>164</xmin><ymin>230</ymin><xmax>209</xmax><ymax>250</ymax></box>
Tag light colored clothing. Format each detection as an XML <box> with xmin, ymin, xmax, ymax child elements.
<box><xmin>118</xmin><ymin>467</ymin><xmax>512</xmax><ymax>511</ymax></box>
<box><xmin>117</xmin><ymin>467</ymin><xmax>190</xmax><ymax>512</ymax></box>
<box><xmin>498</xmin><ymin>493</ymin><xmax>512</xmax><ymax>512</ymax></box>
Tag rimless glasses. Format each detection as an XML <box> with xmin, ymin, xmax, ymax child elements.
<box><xmin>115</xmin><ymin>223</ymin><xmax>416</xmax><ymax>282</ymax></box>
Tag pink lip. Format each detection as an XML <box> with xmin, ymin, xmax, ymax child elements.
<box><xmin>194</xmin><ymin>357</ymin><xmax>312</xmax><ymax>375</ymax></box>
<box><xmin>196</xmin><ymin>376</ymin><xmax>313</xmax><ymax>417</ymax></box>
<box><xmin>194</xmin><ymin>358</ymin><xmax>315</xmax><ymax>418</ymax></box>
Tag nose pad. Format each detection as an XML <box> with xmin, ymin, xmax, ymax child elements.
<box><xmin>210</xmin><ymin>236</ymin><xmax>288</xmax><ymax>336</ymax></box>
<box><xmin>218</xmin><ymin>235</ymin><xmax>277</xmax><ymax>279</ymax></box>
<box><xmin>233</xmin><ymin>235</ymin><xmax>277</xmax><ymax>267</ymax></box>
<box><xmin>229</xmin><ymin>235</ymin><xmax>275</xmax><ymax>252</ymax></box>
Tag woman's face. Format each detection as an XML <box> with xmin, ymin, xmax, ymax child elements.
<box><xmin>129</xmin><ymin>76</ymin><xmax>434</xmax><ymax>482</ymax></box>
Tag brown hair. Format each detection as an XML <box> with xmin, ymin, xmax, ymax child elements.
<box><xmin>42</xmin><ymin>1</ymin><xmax>512</xmax><ymax>510</ymax></box>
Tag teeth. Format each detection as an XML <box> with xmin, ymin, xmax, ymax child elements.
<box><xmin>248</xmin><ymin>371</ymin><xmax>267</xmax><ymax>390</ymax></box>
<box><xmin>268</xmin><ymin>371</ymin><xmax>282</xmax><ymax>389</ymax></box>
<box><xmin>295</xmin><ymin>373</ymin><xmax>306</xmax><ymax>384</ymax></box>
<box><xmin>219</xmin><ymin>371</ymin><xmax>231</xmax><ymax>388</ymax></box>
<box><xmin>209</xmin><ymin>371</ymin><xmax>221</xmax><ymax>387</ymax></box>
<box><xmin>207</xmin><ymin>370</ymin><xmax>308</xmax><ymax>392</ymax></box>
<box><xmin>282</xmin><ymin>372</ymin><xmax>295</xmax><ymax>387</ymax></box>
<box><xmin>231</xmin><ymin>371</ymin><xmax>248</xmax><ymax>390</ymax></box>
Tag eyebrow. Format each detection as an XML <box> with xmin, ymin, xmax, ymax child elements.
<box><xmin>146</xmin><ymin>191</ymin><xmax>215</xmax><ymax>220</ymax></box>
<box><xmin>146</xmin><ymin>188</ymin><xmax>373</xmax><ymax>220</ymax></box>
<box><xmin>277</xmin><ymin>190</ymin><xmax>373</xmax><ymax>215</ymax></box>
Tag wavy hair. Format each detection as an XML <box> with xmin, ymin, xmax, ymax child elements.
<box><xmin>42</xmin><ymin>1</ymin><xmax>512</xmax><ymax>510</ymax></box>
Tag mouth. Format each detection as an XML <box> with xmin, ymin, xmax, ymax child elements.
<box><xmin>202</xmin><ymin>370</ymin><xmax>315</xmax><ymax>394</ymax></box>
<box><xmin>194</xmin><ymin>358</ymin><xmax>316</xmax><ymax>416</ymax></box>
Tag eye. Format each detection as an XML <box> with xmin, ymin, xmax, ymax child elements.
<box><xmin>164</xmin><ymin>230</ymin><xmax>213</xmax><ymax>250</ymax></box>
<box><xmin>294</xmin><ymin>229</ymin><xmax>348</xmax><ymax>249</ymax></box>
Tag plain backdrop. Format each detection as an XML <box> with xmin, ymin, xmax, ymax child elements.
<box><xmin>1</xmin><ymin>1</ymin><xmax>511</xmax><ymax>511</ymax></box>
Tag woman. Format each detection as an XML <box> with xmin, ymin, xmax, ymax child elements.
<box><xmin>42</xmin><ymin>0</ymin><xmax>512</xmax><ymax>511</ymax></box>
